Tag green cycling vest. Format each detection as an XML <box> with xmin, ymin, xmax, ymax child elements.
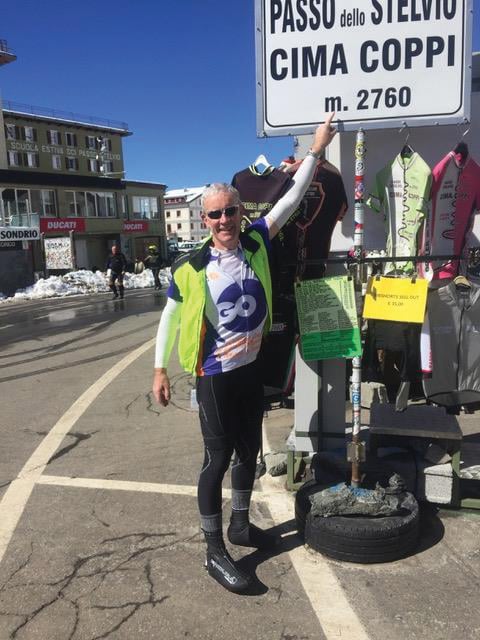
<box><xmin>172</xmin><ymin>229</ymin><xmax>273</xmax><ymax>375</ymax></box>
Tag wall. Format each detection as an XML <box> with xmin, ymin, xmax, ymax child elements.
<box><xmin>2</xmin><ymin>113</ymin><xmax>125</xmax><ymax>177</ymax></box>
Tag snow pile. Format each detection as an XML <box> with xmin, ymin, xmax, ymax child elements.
<box><xmin>0</xmin><ymin>268</ymin><xmax>171</xmax><ymax>304</ymax></box>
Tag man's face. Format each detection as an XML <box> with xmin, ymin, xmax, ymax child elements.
<box><xmin>112</xmin><ymin>246</ymin><xmax>118</xmax><ymax>254</ymax></box>
<box><xmin>202</xmin><ymin>192</ymin><xmax>242</xmax><ymax>251</ymax></box>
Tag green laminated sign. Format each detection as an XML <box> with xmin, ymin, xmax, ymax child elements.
<box><xmin>295</xmin><ymin>276</ymin><xmax>361</xmax><ymax>361</ymax></box>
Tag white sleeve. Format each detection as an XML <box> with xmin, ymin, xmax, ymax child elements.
<box><xmin>420</xmin><ymin>311</ymin><xmax>432</xmax><ymax>374</ymax></box>
<box><xmin>154</xmin><ymin>297</ymin><xmax>182</xmax><ymax>368</ymax></box>
<box><xmin>264</xmin><ymin>154</ymin><xmax>318</xmax><ymax>236</ymax></box>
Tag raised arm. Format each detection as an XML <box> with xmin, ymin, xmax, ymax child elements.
<box><xmin>265</xmin><ymin>112</ymin><xmax>337</xmax><ymax>239</ymax></box>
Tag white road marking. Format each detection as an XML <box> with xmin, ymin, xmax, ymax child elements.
<box><xmin>0</xmin><ymin>338</ymin><xmax>155</xmax><ymax>564</ymax></box>
<box><xmin>37</xmin><ymin>475</ymin><xmax>262</xmax><ymax>502</ymax></box>
<box><xmin>260</xmin><ymin>427</ymin><xmax>370</xmax><ymax>640</ymax></box>
<box><xmin>0</xmin><ymin>340</ymin><xmax>368</xmax><ymax>640</ymax></box>
<box><xmin>0</xmin><ymin>324</ymin><xmax>14</xmax><ymax>330</ymax></box>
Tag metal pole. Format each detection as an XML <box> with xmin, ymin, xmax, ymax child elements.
<box><xmin>349</xmin><ymin>129</ymin><xmax>366</xmax><ymax>487</ymax></box>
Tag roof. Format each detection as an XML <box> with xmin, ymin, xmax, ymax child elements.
<box><xmin>124</xmin><ymin>179</ymin><xmax>167</xmax><ymax>189</ymax></box>
<box><xmin>164</xmin><ymin>186</ymin><xmax>205</xmax><ymax>204</ymax></box>
<box><xmin>2</xmin><ymin>100</ymin><xmax>131</xmax><ymax>135</ymax></box>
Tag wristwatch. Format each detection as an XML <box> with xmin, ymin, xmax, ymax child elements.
<box><xmin>307</xmin><ymin>148</ymin><xmax>322</xmax><ymax>160</ymax></box>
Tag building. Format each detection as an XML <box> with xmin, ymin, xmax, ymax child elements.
<box><xmin>164</xmin><ymin>187</ymin><xmax>207</xmax><ymax>244</ymax></box>
<box><xmin>0</xmin><ymin>99</ymin><xmax>166</xmax><ymax>295</ymax></box>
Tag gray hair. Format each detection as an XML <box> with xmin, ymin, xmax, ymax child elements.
<box><xmin>201</xmin><ymin>183</ymin><xmax>240</xmax><ymax>209</ymax></box>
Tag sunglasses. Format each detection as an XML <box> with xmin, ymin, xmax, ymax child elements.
<box><xmin>205</xmin><ymin>205</ymin><xmax>239</xmax><ymax>220</ymax></box>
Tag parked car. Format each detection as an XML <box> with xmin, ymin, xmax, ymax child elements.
<box><xmin>178</xmin><ymin>241</ymin><xmax>201</xmax><ymax>252</ymax></box>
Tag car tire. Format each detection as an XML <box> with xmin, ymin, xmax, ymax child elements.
<box><xmin>295</xmin><ymin>479</ymin><xmax>327</xmax><ymax>537</ymax></box>
<box><xmin>304</xmin><ymin>491</ymin><xmax>420</xmax><ymax>564</ymax></box>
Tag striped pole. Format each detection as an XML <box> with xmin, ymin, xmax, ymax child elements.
<box><xmin>350</xmin><ymin>129</ymin><xmax>366</xmax><ymax>487</ymax></box>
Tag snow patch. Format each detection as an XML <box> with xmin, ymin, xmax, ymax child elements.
<box><xmin>0</xmin><ymin>268</ymin><xmax>171</xmax><ymax>304</ymax></box>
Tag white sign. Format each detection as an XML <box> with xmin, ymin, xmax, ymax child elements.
<box><xmin>0</xmin><ymin>226</ymin><xmax>40</xmax><ymax>241</ymax></box>
<box><xmin>255</xmin><ymin>0</ymin><xmax>473</xmax><ymax>135</ymax></box>
<box><xmin>44</xmin><ymin>237</ymin><xmax>74</xmax><ymax>270</ymax></box>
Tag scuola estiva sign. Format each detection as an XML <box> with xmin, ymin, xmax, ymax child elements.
<box><xmin>255</xmin><ymin>0</ymin><xmax>473</xmax><ymax>135</ymax></box>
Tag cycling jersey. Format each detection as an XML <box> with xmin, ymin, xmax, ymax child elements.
<box><xmin>421</xmin><ymin>281</ymin><xmax>480</xmax><ymax>406</ymax></box>
<box><xmin>420</xmin><ymin>151</ymin><xmax>480</xmax><ymax>280</ymax></box>
<box><xmin>279</xmin><ymin>157</ymin><xmax>348</xmax><ymax>281</ymax></box>
<box><xmin>231</xmin><ymin>166</ymin><xmax>292</xmax><ymax>225</ymax></box>
<box><xmin>168</xmin><ymin>218</ymin><xmax>271</xmax><ymax>375</ymax></box>
<box><xmin>368</xmin><ymin>153</ymin><xmax>432</xmax><ymax>275</ymax></box>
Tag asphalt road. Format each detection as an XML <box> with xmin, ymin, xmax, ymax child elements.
<box><xmin>0</xmin><ymin>290</ymin><xmax>479</xmax><ymax>640</ymax></box>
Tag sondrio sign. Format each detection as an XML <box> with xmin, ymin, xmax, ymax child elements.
<box><xmin>255</xmin><ymin>0</ymin><xmax>473</xmax><ymax>135</ymax></box>
<box><xmin>0</xmin><ymin>226</ymin><xmax>40</xmax><ymax>241</ymax></box>
<box><xmin>40</xmin><ymin>218</ymin><xmax>86</xmax><ymax>233</ymax></box>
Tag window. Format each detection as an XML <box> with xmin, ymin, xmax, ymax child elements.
<box><xmin>86</xmin><ymin>136</ymin><xmax>97</xmax><ymax>149</ymax></box>
<box><xmin>177</xmin><ymin>223</ymin><xmax>182</xmax><ymax>230</ymax></box>
<box><xmin>65</xmin><ymin>191</ymin><xmax>86</xmax><ymax>217</ymax></box>
<box><xmin>102</xmin><ymin>160</ymin><xmax>114</xmax><ymax>174</ymax></box>
<box><xmin>41</xmin><ymin>190</ymin><xmax>56</xmax><ymax>216</ymax></box>
<box><xmin>2</xmin><ymin>188</ymin><xmax>56</xmax><ymax>218</ymax></box>
<box><xmin>65</xmin><ymin>132</ymin><xmax>77</xmax><ymax>147</ymax></box>
<box><xmin>30</xmin><ymin>190</ymin><xmax>42</xmax><ymax>216</ymax></box>
<box><xmin>65</xmin><ymin>191</ymin><xmax>77</xmax><ymax>216</ymax></box>
<box><xmin>86</xmin><ymin>192</ymin><xmax>96</xmax><ymax>216</ymax></box>
<box><xmin>16</xmin><ymin>190</ymin><xmax>30</xmax><ymax>215</ymax></box>
<box><xmin>191</xmin><ymin>223</ymin><xmax>194</xmax><ymax>229</ymax></box>
<box><xmin>88</xmin><ymin>159</ymin><xmax>100</xmax><ymax>173</ymax></box>
<box><xmin>24</xmin><ymin>126</ymin><xmax>36</xmax><ymax>142</ymax></box>
<box><xmin>66</xmin><ymin>157</ymin><xmax>79</xmax><ymax>171</ymax></box>
<box><xmin>132</xmin><ymin>196</ymin><xmax>158</xmax><ymax>220</ymax></box>
<box><xmin>5</xmin><ymin>123</ymin><xmax>17</xmax><ymax>140</ymax></box>
<box><xmin>75</xmin><ymin>192</ymin><xmax>86</xmax><ymax>217</ymax></box>
<box><xmin>52</xmin><ymin>155</ymin><xmax>62</xmax><ymax>170</ymax></box>
<box><xmin>7</xmin><ymin>151</ymin><xmax>21</xmax><ymax>167</ymax></box>
<box><xmin>26</xmin><ymin>152</ymin><xmax>39</xmax><ymax>168</ymax></box>
<box><xmin>166</xmin><ymin>211</ymin><xmax>171</xmax><ymax>218</ymax></box>
<box><xmin>48</xmin><ymin>130</ymin><xmax>61</xmax><ymax>145</ymax></box>
<box><xmin>167</xmin><ymin>224</ymin><xmax>172</xmax><ymax>233</ymax></box>
<box><xmin>96</xmin><ymin>192</ymin><xmax>116</xmax><ymax>217</ymax></box>
<box><xmin>176</xmin><ymin>210</ymin><xmax>181</xmax><ymax>217</ymax></box>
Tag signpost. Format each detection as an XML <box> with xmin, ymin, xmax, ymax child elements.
<box><xmin>0</xmin><ymin>226</ymin><xmax>40</xmax><ymax>241</ymax></box>
<box><xmin>255</xmin><ymin>0</ymin><xmax>473</xmax><ymax>135</ymax></box>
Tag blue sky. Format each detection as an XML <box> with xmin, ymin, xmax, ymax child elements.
<box><xmin>1</xmin><ymin>1</ymin><xmax>479</xmax><ymax>190</ymax></box>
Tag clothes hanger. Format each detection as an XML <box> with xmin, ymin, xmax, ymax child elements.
<box><xmin>252</xmin><ymin>154</ymin><xmax>272</xmax><ymax>175</ymax></box>
<box><xmin>453</xmin><ymin>274</ymin><xmax>471</xmax><ymax>289</ymax></box>
<box><xmin>453</xmin><ymin>122</ymin><xmax>470</xmax><ymax>162</ymax></box>
<box><xmin>399</xmin><ymin>123</ymin><xmax>414</xmax><ymax>158</ymax></box>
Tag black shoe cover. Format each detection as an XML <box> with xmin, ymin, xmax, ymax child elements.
<box><xmin>227</xmin><ymin>523</ymin><xmax>277</xmax><ymax>550</ymax></box>
<box><xmin>205</xmin><ymin>549</ymin><xmax>251</xmax><ymax>593</ymax></box>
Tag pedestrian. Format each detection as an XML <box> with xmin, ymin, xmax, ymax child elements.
<box><xmin>144</xmin><ymin>244</ymin><xmax>163</xmax><ymax>290</ymax></box>
<box><xmin>105</xmin><ymin>244</ymin><xmax>127</xmax><ymax>299</ymax></box>
<box><xmin>152</xmin><ymin>114</ymin><xmax>337</xmax><ymax>593</ymax></box>
<box><xmin>134</xmin><ymin>257</ymin><xmax>145</xmax><ymax>274</ymax></box>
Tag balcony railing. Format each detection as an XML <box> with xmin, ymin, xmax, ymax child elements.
<box><xmin>0</xmin><ymin>39</ymin><xmax>14</xmax><ymax>55</ymax></box>
<box><xmin>2</xmin><ymin>99</ymin><xmax>129</xmax><ymax>132</ymax></box>
<box><xmin>0</xmin><ymin>39</ymin><xmax>16</xmax><ymax>65</ymax></box>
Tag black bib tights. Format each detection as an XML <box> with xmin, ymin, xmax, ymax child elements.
<box><xmin>196</xmin><ymin>360</ymin><xmax>264</xmax><ymax>516</ymax></box>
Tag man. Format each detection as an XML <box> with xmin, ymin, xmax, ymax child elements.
<box><xmin>144</xmin><ymin>244</ymin><xmax>163</xmax><ymax>289</ymax></box>
<box><xmin>105</xmin><ymin>244</ymin><xmax>127</xmax><ymax>299</ymax></box>
<box><xmin>152</xmin><ymin>114</ymin><xmax>337</xmax><ymax>593</ymax></box>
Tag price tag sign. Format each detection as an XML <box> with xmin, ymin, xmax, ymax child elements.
<box><xmin>255</xmin><ymin>0</ymin><xmax>472</xmax><ymax>134</ymax></box>
<box><xmin>295</xmin><ymin>276</ymin><xmax>361</xmax><ymax>360</ymax></box>
<box><xmin>363</xmin><ymin>276</ymin><xmax>428</xmax><ymax>323</ymax></box>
